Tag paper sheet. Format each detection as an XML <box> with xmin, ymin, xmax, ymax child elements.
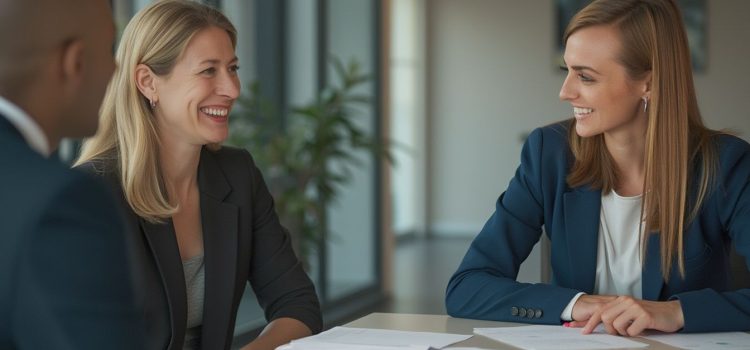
<box><xmin>287</xmin><ymin>326</ymin><xmax>472</xmax><ymax>349</ymax></box>
<box><xmin>277</xmin><ymin>342</ymin><xmax>430</xmax><ymax>350</ymax></box>
<box><xmin>642</xmin><ymin>331</ymin><xmax>750</xmax><ymax>350</ymax></box>
<box><xmin>474</xmin><ymin>325</ymin><xmax>648</xmax><ymax>350</ymax></box>
<box><xmin>278</xmin><ymin>345</ymin><xmax>488</xmax><ymax>350</ymax></box>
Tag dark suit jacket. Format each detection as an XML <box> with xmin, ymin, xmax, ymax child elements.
<box><xmin>0</xmin><ymin>115</ymin><xmax>144</xmax><ymax>349</ymax></box>
<box><xmin>80</xmin><ymin>146</ymin><xmax>322</xmax><ymax>350</ymax></box>
<box><xmin>446</xmin><ymin>120</ymin><xmax>750</xmax><ymax>332</ymax></box>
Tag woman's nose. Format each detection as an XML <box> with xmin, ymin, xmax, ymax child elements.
<box><xmin>217</xmin><ymin>73</ymin><xmax>240</xmax><ymax>99</ymax></box>
<box><xmin>559</xmin><ymin>74</ymin><xmax>576</xmax><ymax>102</ymax></box>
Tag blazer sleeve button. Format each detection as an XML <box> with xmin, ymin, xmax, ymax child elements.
<box><xmin>511</xmin><ymin>306</ymin><xmax>519</xmax><ymax>316</ymax></box>
<box><xmin>526</xmin><ymin>308</ymin><xmax>535</xmax><ymax>318</ymax></box>
<box><xmin>535</xmin><ymin>309</ymin><xmax>543</xmax><ymax>318</ymax></box>
<box><xmin>518</xmin><ymin>308</ymin><xmax>527</xmax><ymax>317</ymax></box>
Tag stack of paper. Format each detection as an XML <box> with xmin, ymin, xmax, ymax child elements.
<box><xmin>474</xmin><ymin>325</ymin><xmax>648</xmax><ymax>350</ymax></box>
<box><xmin>276</xmin><ymin>326</ymin><xmax>472</xmax><ymax>350</ymax></box>
<box><xmin>276</xmin><ymin>342</ymin><xmax>431</xmax><ymax>350</ymax></box>
<box><xmin>278</xmin><ymin>345</ymin><xmax>487</xmax><ymax>350</ymax></box>
<box><xmin>642</xmin><ymin>331</ymin><xmax>750</xmax><ymax>349</ymax></box>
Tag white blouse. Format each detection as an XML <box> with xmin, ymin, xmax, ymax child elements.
<box><xmin>561</xmin><ymin>190</ymin><xmax>644</xmax><ymax>320</ymax></box>
<box><xmin>595</xmin><ymin>190</ymin><xmax>643</xmax><ymax>298</ymax></box>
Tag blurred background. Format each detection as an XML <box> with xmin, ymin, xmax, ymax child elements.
<box><xmin>55</xmin><ymin>0</ymin><xmax>749</xmax><ymax>347</ymax></box>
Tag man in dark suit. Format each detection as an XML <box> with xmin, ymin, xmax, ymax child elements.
<box><xmin>0</xmin><ymin>0</ymin><xmax>144</xmax><ymax>348</ymax></box>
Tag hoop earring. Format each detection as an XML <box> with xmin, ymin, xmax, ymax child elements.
<box><xmin>642</xmin><ymin>97</ymin><xmax>648</xmax><ymax>113</ymax></box>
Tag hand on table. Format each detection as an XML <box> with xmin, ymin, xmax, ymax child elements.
<box><xmin>568</xmin><ymin>295</ymin><xmax>684</xmax><ymax>336</ymax></box>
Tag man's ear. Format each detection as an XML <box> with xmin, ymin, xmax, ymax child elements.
<box><xmin>135</xmin><ymin>64</ymin><xmax>157</xmax><ymax>101</ymax></box>
<box><xmin>60</xmin><ymin>38</ymin><xmax>85</xmax><ymax>93</ymax></box>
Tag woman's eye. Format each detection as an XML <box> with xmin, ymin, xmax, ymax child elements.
<box><xmin>579</xmin><ymin>74</ymin><xmax>594</xmax><ymax>83</ymax></box>
<box><xmin>229</xmin><ymin>65</ymin><xmax>240</xmax><ymax>73</ymax></box>
<box><xmin>201</xmin><ymin>67</ymin><xmax>216</xmax><ymax>75</ymax></box>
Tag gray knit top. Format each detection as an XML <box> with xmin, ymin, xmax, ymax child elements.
<box><xmin>182</xmin><ymin>254</ymin><xmax>205</xmax><ymax>350</ymax></box>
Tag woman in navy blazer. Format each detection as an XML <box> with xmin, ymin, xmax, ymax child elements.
<box><xmin>75</xmin><ymin>1</ymin><xmax>320</xmax><ymax>349</ymax></box>
<box><xmin>446</xmin><ymin>0</ymin><xmax>750</xmax><ymax>336</ymax></box>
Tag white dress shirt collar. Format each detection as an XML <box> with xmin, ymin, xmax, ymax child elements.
<box><xmin>0</xmin><ymin>95</ymin><xmax>51</xmax><ymax>157</ymax></box>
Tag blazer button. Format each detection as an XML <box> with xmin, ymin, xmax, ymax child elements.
<box><xmin>534</xmin><ymin>309</ymin><xmax>543</xmax><ymax>318</ymax></box>
<box><xmin>511</xmin><ymin>307</ymin><xmax>519</xmax><ymax>316</ymax></box>
<box><xmin>519</xmin><ymin>308</ymin><xmax>527</xmax><ymax>317</ymax></box>
<box><xmin>526</xmin><ymin>308</ymin><xmax>535</xmax><ymax>318</ymax></box>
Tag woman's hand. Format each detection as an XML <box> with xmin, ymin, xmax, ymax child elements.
<box><xmin>240</xmin><ymin>317</ymin><xmax>312</xmax><ymax>350</ymax></box>
<box><xmin>570</xmin><ymin>294</ymin><xmax>618</xmax><ymax>323</ymax></box>
<box><xmin>569</xmin><ymin>296</ymin><xmax>684</xmax><ymax>336</ymax></box>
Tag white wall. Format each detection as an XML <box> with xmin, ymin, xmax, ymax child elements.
<box><xmin>693</xmin><ymin>0</ymin><xmax>750</xmax><ymax>133</ymax></box>
<box><xmin>427</xmin><ymin>0</ymin><xmax>750</xmax><ymax>236</ymax></box>
<box><xmin>428</xmin><ymin>0</ymin><xmax>566</xmax><ymax>237</ymax></box>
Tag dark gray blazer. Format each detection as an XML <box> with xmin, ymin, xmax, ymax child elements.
<box><xmin>80</xmin><ymin>146</ymin><xmax>322</xmax><ymax>350</ymax></box>
<box><xmin>0</xmin><ymin>115</ymin><xmax>144</xmax><ymax>349</ymax></box>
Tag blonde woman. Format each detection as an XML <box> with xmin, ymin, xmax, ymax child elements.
<box><xmin>446</xmin><ymin>0</ymin><xmax>750</xmax><ymax>336</ymax></box>
<box><xmin>76</xmin><ymin>1</ymin><xmax>320</xmax><ymax>349</ymax></box>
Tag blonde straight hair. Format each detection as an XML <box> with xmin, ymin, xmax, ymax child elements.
<box><xmin>75</xmin><ymin>0</ymin><xmax>237</xmax><ymax>223</ymax></box>
<box><xmin>564</xmin><ymin>0</ymin><xmax>719</xmax><ymax>280</ymax></box>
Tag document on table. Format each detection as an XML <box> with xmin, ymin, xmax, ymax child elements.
<box><xmin>276</xmin><ymin>342</ymin><xmax>432</xmax><ymax>350</ymax></box>
<box><xmin>642</xmin><ymin>331</ymin><xmax>750</xmax><ymax>349</ymax></box>
<box><xmin>278</xmin><ymin>344</ymin><xmax>487</xmax><ymax>350</ymax></box>
<box><xmin>283</xmin><ymin>326</ymin><xmax>472</xmax><ymax>349</ymax></box>
<box><xmin>474</xmin><ymin>325</ymin><xmax>648</xmax><ymax>350</ymax></box>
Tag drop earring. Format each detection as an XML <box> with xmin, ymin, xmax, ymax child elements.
<box><xmin>150</xmin><ymin>98</ymin><xmax>156</xmax><ymax>109</ymax></box>
<box><xmin>642</xmin><ymin>97</ymin><xmax>648</xmax><ymax>113</ymax></box>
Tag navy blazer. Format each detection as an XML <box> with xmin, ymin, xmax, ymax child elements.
<box><xmin>80</xmin><ymin>146</ymin><xmax>322</xmax><ymax>350</ymax></box>
<box><xmin>446</xmin><ymin>120</ymin><xmax>750</xmax><ymax>332</ymax></box>
<box><xmin>0</xmin><ymin>115</ymin><xmax>144</xmax><ymax>349</ymax></box>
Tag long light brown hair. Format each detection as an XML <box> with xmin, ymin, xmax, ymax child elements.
<box><xmin>75</xmin><ymin>0</ymin><xmax>237</xmax><ymax>223</ymax></box>
<box><xmin>564</xmin><ymin>0</ymin><xmax>720</xmax><ymax>280</ymax></box>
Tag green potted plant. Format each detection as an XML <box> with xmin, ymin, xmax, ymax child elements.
<box><xmin>227</xmin><ymin>58</ymin><xmax>393</xmax><ymax>268</ymax></box>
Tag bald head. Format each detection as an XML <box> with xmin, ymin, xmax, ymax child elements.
<box><xmin>0</xmin><ymin>0</ymin><xmax>98</xmax><ymax>93</ymax></box>
<box><xmin>0</xmin><ymin>0</ymin><xmax>115</xmax><ymax>147</ymax></box>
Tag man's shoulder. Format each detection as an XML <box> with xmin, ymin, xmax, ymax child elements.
<box><xmin>0</xmin><ymin>144</ymin><xmax>119</xmax><ymax>283</ymax></box>
<box><xmin>0</xmin><ymin>144</ymin><xmax>114</xmax><ymax>227</ymax></box>
<box><xmin>0</xmin><ymin>142</ymin><xmax>79</xmax><ymax>198</ymax></box>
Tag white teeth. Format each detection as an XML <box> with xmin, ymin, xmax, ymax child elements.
<box><xmin>574</xmin><ymin>107</ymin><xmax>593</xmax><ymax>115</ymax></box>
<box><xmin>200</xmin><ymin>107</ymin><xmax>228</xmax><ymax>117</ymax></box>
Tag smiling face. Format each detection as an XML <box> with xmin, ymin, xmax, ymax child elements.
<box><xmin>152</xmin><ymin>26</ymin><xmax>240</xmax><ymax>147</ymax></box>
<box><xmin>559</xmin><ymin>24</ymin><xmax>650</xmax><ymax>139</ymax></box>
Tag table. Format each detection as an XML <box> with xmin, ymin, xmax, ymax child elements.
<box><xmin>345</xmin><ymin>313</ymin><xmax>684</xmax><ymax>349</ymax></box>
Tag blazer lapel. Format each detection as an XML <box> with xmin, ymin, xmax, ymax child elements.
<box><xmin>198</xmin><ymin>148</ymin><xmax>239</xmax><ymax>350</ymax></box>
<box><xmin>563</xmin><ymin>188</ymin><xmax>601</xmax><ymax>293</ymax></box>
<box><xmin>641</xmin><ymin>233</ymin><xmax>665</xmax><ymax>300</ymax></box>
<box><xmin>140</xmin><ymin>217</ymin><xmax>187</xmax><ymax>350</ymax></box>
